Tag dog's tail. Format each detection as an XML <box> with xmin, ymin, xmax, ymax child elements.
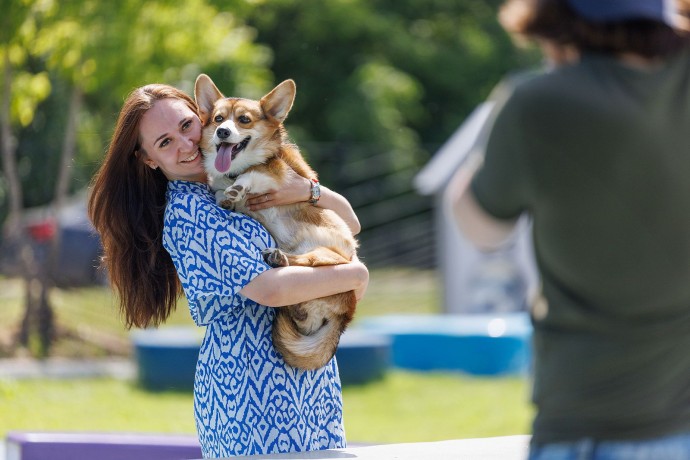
<box><xmin>272</xmin><ymin>294</ymin><xmax>356</xmax><ymax>370</ymax></box>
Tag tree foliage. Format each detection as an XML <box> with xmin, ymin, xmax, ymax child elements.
<box><xmin>4</xmin><ymin>0</ymin><xmax>271</xmax><ymax>208</ymax></box>
<box><xmin>1</xmin><ymin>0</ymin><xmax>542</xmax><ymax>209</ymax></box>
<box><xmin>220</xmin><ymin>0</ymin><xmax>540</xmax><ymax>185</ymax></box>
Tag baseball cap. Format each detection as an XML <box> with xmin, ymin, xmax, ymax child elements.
<box><xmin>566</xmin><ymin>0</ymin><xmax>677</xmax><ymax>26</ymax></box>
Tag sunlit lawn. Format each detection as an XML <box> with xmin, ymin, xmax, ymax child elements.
<box><xmin>0</xmin><ymin>269</ymin><xmax>533</xmax><ymax>443</ymax></box>
<box><xmin>342</xmin><ymin>372</ymin><xmax>532</xmax><ymax>443</ymax></box>
<box><xmin>0</xmin><ymin>372</ymin><xmax>532</xmax><ymax>444</ymax></box>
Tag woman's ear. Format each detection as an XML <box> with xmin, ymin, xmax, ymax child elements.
<box><xmin>136</xmin><ymin>149</ymin><xmax>158</xmax><ymax>170</ymax></box>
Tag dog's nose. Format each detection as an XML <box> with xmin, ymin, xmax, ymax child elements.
<box><xmin>216</xmin><ymin>128</ymin><xmax>230</xmax><ymax>139</ymax></box>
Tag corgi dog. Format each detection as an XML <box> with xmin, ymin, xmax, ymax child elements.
<box><xmin>194</xmin><ymin>74</ymin><xmax>358</xmax><ymax>370</ymax></box>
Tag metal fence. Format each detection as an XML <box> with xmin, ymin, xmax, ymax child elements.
<box><xmin>304</xmin><ymin>142</ymin><xmax>438</xmax><ymax>269</ymax></box>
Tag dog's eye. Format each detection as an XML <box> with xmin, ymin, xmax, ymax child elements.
<box><xmin>213</xmin><ymin>115</ymin><xmax>224</xmax><ymax>123</ymax></box>
<box><xmin>238</xmin><ymin>115</ymin><xmax>251</xmax><ymax>124</ymax></box>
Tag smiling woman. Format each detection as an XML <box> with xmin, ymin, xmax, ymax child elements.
<box><xmin>87</xmin><ymin>82</ymin><xmax>368</xmax><ymax>458</ymax></box>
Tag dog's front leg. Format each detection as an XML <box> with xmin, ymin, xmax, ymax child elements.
<box><xmin>217</xmin><ymin>190</ymin><xmax>236</xmax><ymax>209</ymax></box>
<box><xmin>211</xmin><ymin>175</ymin><xmax>237</xmax><ymax>209</ymax></box>
<box><xmin>224</xmin><ymin>171</ymin><xmax>280</xmax><ymax>205</ymax></box>
<box><xmin>223</xmin><ymin>174</ymin><xmax>254</xmax><ymax>204</ymax></box>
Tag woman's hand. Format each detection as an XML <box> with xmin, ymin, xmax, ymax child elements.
<box><xmin>245</xmin><ymin>167</ymin><xmax>361</xmax><ymax>235</ymax></box>
<box><xmin>246</xmin><ymin>168</ymin><xmax>310</xmax><ymax>211</ymax></box>
<box><xmin>351</xmin><ymin>257</ymin><xmax>369</xmax><ymax>302</ymax></box>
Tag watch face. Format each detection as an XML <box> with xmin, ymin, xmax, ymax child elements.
<box><xmin>310</xmin><ymin>180</ymin><xmax>321</xmax><ymax>203</ymax></box>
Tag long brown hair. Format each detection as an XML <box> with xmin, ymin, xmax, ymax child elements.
<box><xmin>88</xmin><ymin>84</ymin><xmax>199</xmax><ymax>329</ymax></box>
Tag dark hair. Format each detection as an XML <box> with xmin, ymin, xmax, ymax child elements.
<box><xmin>499</xmin><ymin>0</ymin><xmax>690</xmax><ymax>58</ymax></box>
<box><xmin>88</xmin><ymin>84</ymin><xmax>198</xmax><ymax>329</ymax></box>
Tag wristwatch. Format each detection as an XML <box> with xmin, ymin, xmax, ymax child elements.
<box><xmin>308</xmin><ymin>178</ymin><xmax>321</xmax><ymax>205</ymax></box>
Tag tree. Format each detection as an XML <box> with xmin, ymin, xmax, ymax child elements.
<box><xmin>1</xmin><ymin>0</ymin><xmax>270</xmax><ymax>356</ymax></box>
<box><xmin>1</xmin><ymin>0</ymin><xmax>54</xmax><ymax>357</ymax></box>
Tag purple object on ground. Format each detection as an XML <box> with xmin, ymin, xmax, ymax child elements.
<box><xmin>5</xmin><ymin>431</ymin><xmax>202</xmax><ymax>460</ymax></box>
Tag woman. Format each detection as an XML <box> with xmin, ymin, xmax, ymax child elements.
<box><xmin>88</xmin><ymin>83</ymin><xmax>368</xmax><ymax>458</ymax></box>
<box><xmin>448</xmin><ymin>0</ymin><xmax>690</xmax><ymax>458</ymax></box>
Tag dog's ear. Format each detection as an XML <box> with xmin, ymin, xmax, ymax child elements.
<box><xmin>194</xmin><ymin>74</ymin><xmax>224</xmax><ymax>124</ymax></box>
<box><xmin>260</xmin><ymin>79</ymin><xmax>296</xmax><ymax>123</ymax></box>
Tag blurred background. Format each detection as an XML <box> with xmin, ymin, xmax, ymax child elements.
<box><xmin>0</xmin><ymin>0</ymin><xmax>543</xmax><ymax>448</ymax></box>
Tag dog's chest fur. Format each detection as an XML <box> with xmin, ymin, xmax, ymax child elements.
<box><xmin>210</xmin><ymin>167</ymin><xmax>352</xmax><ymax>256</ymax></box>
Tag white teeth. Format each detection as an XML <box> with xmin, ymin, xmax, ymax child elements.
<box><xmin>182</xmin><ymin>150</ymin><xmax>199</xmax><ymax>163</ymax></box>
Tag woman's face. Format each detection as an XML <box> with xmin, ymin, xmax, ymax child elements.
<box><xmin>138</xmin><ymin>98</ymin><xmax>206</xmax><ymax>183</ymax></box>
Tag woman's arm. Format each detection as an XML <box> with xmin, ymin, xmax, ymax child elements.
<box><xmin>245</xmin><ymin>168</ymin><xmax>361</xmax><ymax>235</ymax></box>
<box><xmin>239</xmin><ymin>258</ymin><xmax>369</xmax><ymax>307</ymax></box>
<box><xmin>314</xmin><ymin>184</ymin><xmax>361</xmax><ymax>235</ymax></box>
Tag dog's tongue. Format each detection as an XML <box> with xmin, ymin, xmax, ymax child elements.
<box><xmin>215</xmin><ymin>143</ymin><xmax>232</xmax><ymax>173</ymax></box>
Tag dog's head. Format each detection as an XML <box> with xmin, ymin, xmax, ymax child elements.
<box><xmin>194</xmin><ymin>74</ymin><xmax>296</xmax><ymax>178</ymax></box>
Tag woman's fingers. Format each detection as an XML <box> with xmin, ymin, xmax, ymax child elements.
<box><xmin>246</xmin><ymin>193</ymin><xmax>273</xmax><ymax>210</ymax></box>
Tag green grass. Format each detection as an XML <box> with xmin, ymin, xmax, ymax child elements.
<box><xmin>0</xmin><ymin>270</ymin><xmax>533</xmax><ymax>443</ymax></box>
<box><xmin>342</xmin><ymin>372</ymin><xmax>532</xmax><ymax>443</ymax></box>
<box><xmin>0</xmin><ymin>378</ymin><xmax>196</xmax><ymax>435</ymax></box>
<box><xmin>0</xmin><ymin>372</ymin><xmax>532</xmax><ymax>443</ymax></box>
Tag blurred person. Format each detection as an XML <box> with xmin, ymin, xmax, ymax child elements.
<box><xmin>87</xmin><ymin>83</ymin><xmax>368</xmax><ymax>458</ymax></box>
<box><xmin>446</xmin><ymin>0</ymin><xmax>690</xmax><ymax>458</ymax></box>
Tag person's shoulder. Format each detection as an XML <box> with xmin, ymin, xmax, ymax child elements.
<box><xmin>504</xmin><ymin>62</ymin><xmax>591</xmax><ymax>109</ymax></box>
<box><xmin>523</xmin><ymin>64</ymin><xmax>573</xmax><ymax>89</ymax></box>
<box><xmin>166</xmin><ymin>181</ymin><xmax>218</xmax><ymax>215</ymax></box>
<box><xmin>487</xmin><ymin>66</ymin><xmax>567</xmax><ymax>106</ymax></box>
<box><xmin>487</xmin><ymin>68</ymin><xmax>541</xmax><ymax>104</ymax></box>
<box><xmin>485</xmin><ymin>68</ymin><xmax>553</xmax><ymax>120</ymax></box>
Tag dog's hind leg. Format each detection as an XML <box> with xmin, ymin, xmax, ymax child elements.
<box><xmin>286</xmin><ymin>246</ymin><xmax>351</xmax><ymax>267</ymax></box>
<box><xmin>262</xmin><ymin>247</ymin><xmax>350</xmax><ymax>268</ymax></box>
<box><xmin>262</xmin><ymin>248</ymin><xmax>290</xmax><ymax>267</ymax></box>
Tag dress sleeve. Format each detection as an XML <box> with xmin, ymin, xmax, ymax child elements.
<box><xmin>164</xmin><ymin>193</ymin><xmax>270</xmax><ymax>325</ymax></box>
<box><xmin>471</xmin><ymin>78</ymin><xmax>532</xmax><ymax>220</ymax></box>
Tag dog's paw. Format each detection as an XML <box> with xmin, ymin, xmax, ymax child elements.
<box><xmin>219</xmin><ymin>199</ymin><xmax>236</xmax><ymax>209</ymax></box>
<box><xmin>224</xmin><ymin>184</ymin><xmax>246</xmax><ymax>203</ymax></box>
<box><xmin>215</xmin><ymin>190</ymin><xmax>234</xmax><ymax>209</ymax></box>
<box><xmin>262</xmin><ymin>248</ymin><xmax>289</xmax><ymax>267</ymax></box>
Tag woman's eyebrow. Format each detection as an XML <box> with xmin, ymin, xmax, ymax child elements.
<box><xmin>153</xmin><ymin>119</ymin><xmax>187</xmax><ymax>146</ymax></box>
<box><xmin>154</xmin><ymin>132</ymin><xmax>169</xmax><ymax>145</ymax></box>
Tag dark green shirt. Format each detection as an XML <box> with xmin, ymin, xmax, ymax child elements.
<box><xmin>472</xmin><ymin>49</ymin><xmax>690</xmax><ymax>444</ymax></box>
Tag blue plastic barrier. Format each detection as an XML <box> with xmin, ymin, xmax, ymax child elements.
<box><xmin>335</xmin><ymin>330</ymin><xmax>391</xmax><ymax>385</ymax></box>
<box><xmin>131</xmin><ymin>327</ymin><xmax>201</xmax><ymax>391</ymax></box>
<box><xmin>357</xmin><ymin>313</ymin><xmax>532</xmax><ymax>376</ymax></box>
<box><xmin>131</xmin><ymin>326</ymin><xmax>392</xmax><ymax>389</ymax></box>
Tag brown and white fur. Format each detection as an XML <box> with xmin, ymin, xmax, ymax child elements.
<box><xmin>194</xmin><ymin>74</ymin><xmax>358</xmax><ymax>370</ymax></box>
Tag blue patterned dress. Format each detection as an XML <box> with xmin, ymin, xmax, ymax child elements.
<box><xmin>162</xmin><ymin>180</ymin><xmax>345</xmax><ymax>458</ymax></box>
